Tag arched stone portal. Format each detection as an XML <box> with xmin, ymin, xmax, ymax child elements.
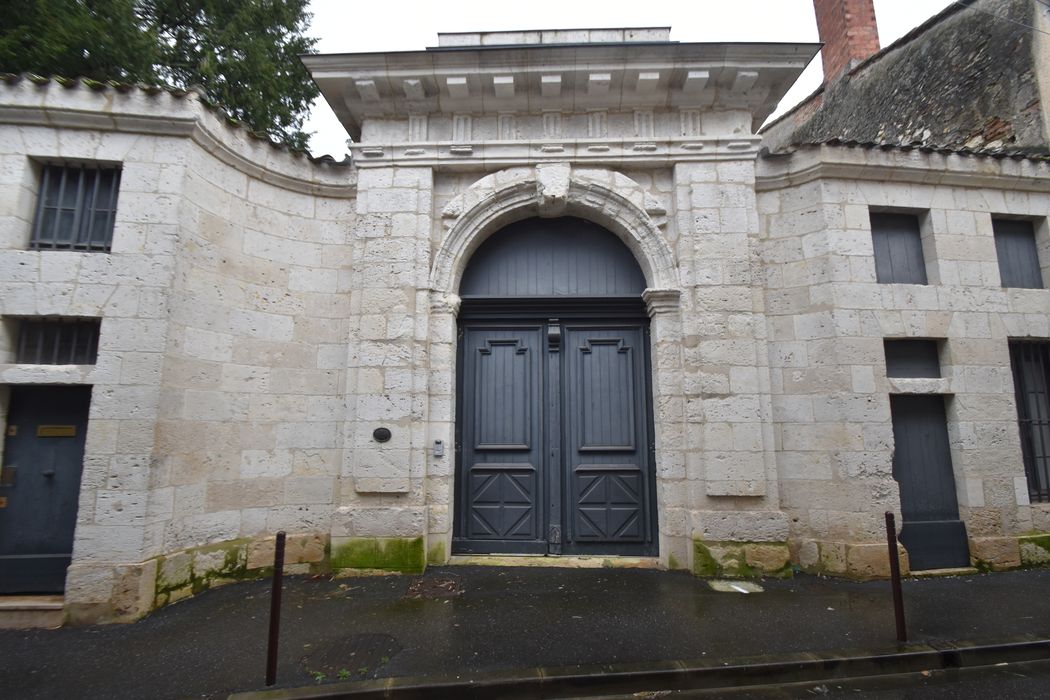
<box><xmin>426</xmin><ymin>165</ymin><xmax>688</xmax><ymax>566</ymax></box>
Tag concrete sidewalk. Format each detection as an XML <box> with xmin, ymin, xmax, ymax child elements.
<box><xmin>1</xmin><ymin>566</ymin><xmax>1049</xmax><ymax>699</ymax></box>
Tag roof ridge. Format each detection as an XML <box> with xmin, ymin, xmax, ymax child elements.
<box><xmin>761</xmin><ymin>1</ymin><xmax>976</xmax><ymax>136</ymax></box>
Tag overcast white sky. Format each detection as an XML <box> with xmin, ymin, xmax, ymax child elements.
<box><xmin>303</xmin><ymin>0</ymin><xmax>956</xmax><ymax>157</ymax></box>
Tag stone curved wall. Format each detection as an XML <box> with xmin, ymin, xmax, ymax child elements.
<box><xmin>0</xmin><ymin>81</ymin><xmax>357</xmax><ymax>621</ymax></box>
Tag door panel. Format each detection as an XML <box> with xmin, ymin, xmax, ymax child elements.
<box><xmin>889</xmin><ymin>395</ymin><xmax>970</xmax><ymax>570</ymax></box>
<box><xmin>563</xmin><ymin>327</ymin><xmax>652</xmax><ymax>554</ymax></box>
<box><xmin>455</xmin><ymin>327</ymin><xmax>546</xmax><ymax>554</ymax></box>
<box><xmin>0</xmin><ymin>386</ymin><xmax>91</xmax><ymax>593</ymax></box>
<box><xmin>454</xmin><ymin>321</ymin><xmax>656</xmax><ymax>556</ymax></box>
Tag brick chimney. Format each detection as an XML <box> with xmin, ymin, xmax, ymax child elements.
<box><xmin>813</xmin><ymin>0</ymin><xmax>881</xmax><ymax>83</ymax></box>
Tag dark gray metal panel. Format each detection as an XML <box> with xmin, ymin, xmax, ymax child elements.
<box><xmin>889</xmin><ymin>395</ymin><xmax>969</xmax><ymax>570</ymax></box>
<box><xmin>0</xmin><ymin>385</ymin><xmax>91</xmax><ymax>593</ymax></box>
<box><xmin>563</xmin><ymin>326</ymin><xmax>654</xmax><ymax>553</ymax></box>
<box><xmin>994</xmin><ymin>219</ymin><xmax>1043</xmax><ymax>289</ymax></box>
<box><xmin>460</xmin><ymin>217</ymin><xmax>647</xmax><ymax>297</ymax></box>
<box><xmin>884</xmin><ymin>339</ymin><xmax>941</xmax><ymax>378</ymax></box>
<box><xmin>871</xmin><ymin>213</ymin><xmax>928</xmax><ymax>284</ymax></box>
<box><xmin>454</xmin><ymin>326</ymin><xmax>546</xmax><ymax>553</ymax></box>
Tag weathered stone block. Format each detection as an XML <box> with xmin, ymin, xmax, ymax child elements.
<box><xmin>158</xmin><ymin>551</ymin><xmax>192</xmax><ymax>590</ymax></box>
<box><xmin>744</xmin><ymin>543</ymin><xmax>790</xmax><ymax>573</ymax></box>
<box><xmin>330</xmin><ymin>536</ymin><xmax>425</xmax><ymax>574</ymax></box>
<box><xmin>692</xmin><ymin>539</ymin><xmax>791</xmax><ymax>578</ymax></box>
<box><xmin>970</xmin><ymin>536</ymin><xmax>1020</xmax><ymax>570</ymax></box>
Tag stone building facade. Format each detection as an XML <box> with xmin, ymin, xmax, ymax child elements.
<box><xmin>1</xmin><ymin>1</ymin><xmax>1049</xmax><ymax>624</ymax></box>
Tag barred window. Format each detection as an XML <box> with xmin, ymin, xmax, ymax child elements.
<box><xmin>1009</xmin><ymin>341</ymin><xmax>1050</xmax><ymax>503</ymax></box>
<box><xmin>15</xmin><ymin>318</ymin><xmax>101</xmax><ymax>365</ymax></box>
<box><xmin>31</xmin><ymin>164</ymin><xmax>121</xmax><ymax>252</ymax></box>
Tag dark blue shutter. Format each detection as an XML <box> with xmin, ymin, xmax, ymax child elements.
<box><xmin>994</xmin><ymin>219</ymin><xmax>1043</xmax><ymax>289</ymax></box>
<box><xmin>870</xmin><ymin>213</ymin><xmax>928</xmax><ymax>284</ymax></box>
<box><xmin>884</xmin><ymin>339</ymin><xmax>941</xmax><ymax>378</ymax></box>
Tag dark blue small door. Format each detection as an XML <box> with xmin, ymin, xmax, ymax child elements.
<box><xmin>890</xmin><ymin>395</ymin><xmax>970</xmax><ymax>570</ymax></box>
<box><xmin>0</xmin><ymin>386</ymin><xmax>91</xmax><ymax>593</ymax></box>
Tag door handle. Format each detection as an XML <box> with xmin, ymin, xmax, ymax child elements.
<box><xmin>42</xmin><ymin>470</ymin><xmax>55</xmax><ymax>478</ymax></box>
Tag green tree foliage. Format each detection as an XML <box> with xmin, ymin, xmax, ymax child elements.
<box><xmin>0</xmin><ymin>0</ymin><xmax>158</xmax><ymax>82</ymax></box>
<box><xmin>0</xmin><ymin>0</ymin><xmax>319</xmax><ymax>149</ymax></box>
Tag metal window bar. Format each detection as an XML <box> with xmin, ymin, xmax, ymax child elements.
<box><xmin>1009</xmin><ymin>341</ymin><xmax>1050</xmax><ymax>503</ymax></box>
<box><xmin>31</xmin><ymin>164</ymin><xmax>121</xmax><ymax>252</ymax></box>
<box><xmin>15</xmin><ymin>319</ymin><xmax>100</xmax><ymax>365</ymax></box>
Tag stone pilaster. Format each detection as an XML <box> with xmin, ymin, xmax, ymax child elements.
<box><xmin>672</xmin><ymin>160</ymin><xmax>786</xmax><ymax>555</ymax></box>
<box><xmin>335</xmin><ymin>166</ymin><xmax>434</xmax><ymax>552</ymax></box>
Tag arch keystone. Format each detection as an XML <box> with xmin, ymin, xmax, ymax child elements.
<box><xmin>536</xmin><ymin>162</ymin><xmax>571</xmax><ymax>216</ymax></box>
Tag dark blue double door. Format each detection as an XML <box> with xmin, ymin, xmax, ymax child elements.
<box><xmin>453</xmin><ymin>320</ymin><xmax>657</xmax><ymax>556</ymax></box>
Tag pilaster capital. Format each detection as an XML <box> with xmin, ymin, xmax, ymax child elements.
<box><xmin>642</xmin><ymin>288</ymin><xmax>682</xmax><ymax>317</ymax></box>
<box><xmin>429</xmin><ymin>291</ymin><xmax>462</xmax><ymax>316</ymax></box>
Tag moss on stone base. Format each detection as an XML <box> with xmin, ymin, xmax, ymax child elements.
<box><xmin>692</xmin><ymin>539</ymin><xmax>792</xmax><ymax>578</ymax></box>
<box><xmin>692</xmin><ymin>541</ymin><xmax>720</xmax><ymax>576</ymax></box>
<box><xmin>331</xmin><ymin>537</ymin><xmax>425</xmax><ymax>574</ymax></box>
<box><xmin>1020</xmin><ymin>533</ymin><xmax>1050</xmax><ymax>567</ymax></box>
<box><xmin>427</xmin><ymin>540</ymin><xmax>446</xmax><ymax>566</ymax></box>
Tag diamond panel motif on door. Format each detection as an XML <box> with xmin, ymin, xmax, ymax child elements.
<box><xmin>468</xmin><ymin>465</ymin><xmax>538</xmax><ymax>538</ymax></box>
<box><xmin>573</xmin><ymin>466</ymin><xmax>644</xmax><ymax>541</ymax></box>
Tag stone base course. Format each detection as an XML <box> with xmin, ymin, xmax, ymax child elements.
<box><xmin>54</xmin><ymin>528</ymin><xmax>1050</xmax><ymax>624</ymax></box>
<box><xmin>692</xmin><ymin>540</ymin><xmax>793</xmax><ymax>578</ymax></box>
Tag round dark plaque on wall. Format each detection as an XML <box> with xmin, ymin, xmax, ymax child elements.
<box><xmin>372</xmin><ymin>427</ymin><xmax>392</xmax><ymax>443</ymax></box>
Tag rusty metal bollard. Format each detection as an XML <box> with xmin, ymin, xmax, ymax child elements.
<box><xmin>265</xmin><ymin>531</ymin><xmax>287</xmax><ymax>686</ymax></box>
<box><xmin>884</xmin><ymin>512</ymin><xmax>907</xmax><ymax>643</ymax></box>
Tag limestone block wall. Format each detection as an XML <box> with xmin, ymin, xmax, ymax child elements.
<box><xmin>335</xmin><ymin>166</ymin><xmax>434</xmax><ymax>562</ymax></box>
<box><xmin>0</xmin><ymin>80</ymin><xmax>357</xmax><ymax>620</ymax></box>
<box><xmin>757</xmin><ymin>147</ymin><xmax>1050</xmax><ymax>573</ymax></box>
<box><xmin>672</xmin><ymin>160</ymin><xmax>787</xmax><ymax>564</ymax></box>
<box><xmin>0</xmin><ymin>114</ymin><xmax>187</xmax><ymax>605</ymax></box>
<box><xmin>151</xmin><ymin>143</ymin><xmax>356</xmax><ymax>561</ymax></box>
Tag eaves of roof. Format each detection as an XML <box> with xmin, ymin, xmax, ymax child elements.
<box><xmin>0</xmin><ymin>73</ymin><xmax>352</xmax><ymax>166</ymax></box>
<box><xmin>763</xmin><ymin>137</ymin><xmax>1050</xmax><ymax>163</ymax></box>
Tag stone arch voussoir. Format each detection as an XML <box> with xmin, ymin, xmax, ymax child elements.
<box><xmin>432</xmin><ymin>164</ymin><xmax>679</xmax><ymax>299</ymax></box>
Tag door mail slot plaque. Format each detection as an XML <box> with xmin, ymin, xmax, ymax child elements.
<box><xmin>37</xmin><ymin>425</ymin><xmax>76</xmax><ymax>438</ymax></box>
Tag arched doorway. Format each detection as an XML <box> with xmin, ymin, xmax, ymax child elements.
<box><xmin>453</xmin><ymin>217</ymin><xmax>658</xmax><ymax>556</ymax></box>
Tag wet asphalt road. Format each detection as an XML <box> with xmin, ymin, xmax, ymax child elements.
<box><xmin>1</xmin><ymin>566</ymin><xmax>1048</xmax><ymax>699</ymax></box>
<box><xmin>648</xmin><ymin>658</ymin><xmax>1050</xmax><ymax>698</ymax></box>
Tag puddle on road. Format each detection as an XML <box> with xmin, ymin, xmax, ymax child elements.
<box><xmin>708</xmin><ymin>580</ymin><xmax>764</xmax><ymax>594</ymax></box>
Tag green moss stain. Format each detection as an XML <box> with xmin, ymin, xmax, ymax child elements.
<box><xmin>154</xmin><ymin>539</ymin><xmax>260</xmax><ymax>598</ymax></box>
<box><xmin>667</xmin><ymin>553</ymin><xmax>681</xmax><ymax>570</ymax></box>
<box><xmin>331</xmin><ymin>537</ymin><xmax>425</xmax><ymax>574</ymax></box>
<box><xmin>427</xmin><ymin>540</ymin><xmax>446</xmax><ymax>566</ymax></box>
<box><xmin>1024</xmin><ymin>534</ymin><xmax>1050</xmax><ymax>554</ymax></box>
<box><xmin>692</xmin><ymin>540</ymin><xmax>792</xmax><ymax>578</ymax></box>
<box><xmin>692</xmin><ymin>541</ymin><xmax>719</xmax><ymax>577</ymax></box>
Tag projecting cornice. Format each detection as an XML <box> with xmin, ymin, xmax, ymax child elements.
<box><xmin>303</xmin><ymin>42</ymin><xmax>819</xmax><ymax>141</ymax></box>
<box><xmin>755</xmin><ymin>144</ymin><xmax>1050</xmax><ymax>192</ymax></box>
